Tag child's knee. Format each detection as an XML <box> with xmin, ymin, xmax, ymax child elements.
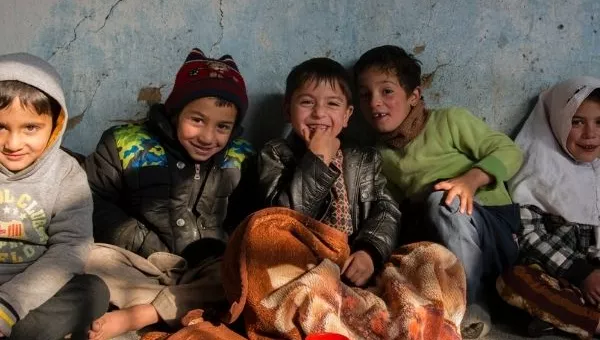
<box><xmin>86</xmin><ymin>274</ymin><xmax>109</xmax><ymax>297</ymax></box>
<box><xmin>426</xmin><ymin>190</ymin><xmax>461</xmax><ymax>218</ymax></box>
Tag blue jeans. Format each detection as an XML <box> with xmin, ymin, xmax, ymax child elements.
<box><xmin>424</xmin><ymin>191</ymin><xmax>519</xmax><ymax>304</ymax></box>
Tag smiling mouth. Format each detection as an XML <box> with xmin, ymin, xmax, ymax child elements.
<box><xmin>578</xmin><ymin>144</ymin><xmax>599</xmax><ymax>151</ymax></box>
<box><xmin>307</xmin><ymin>124</ymin><xmax>330</xmax><ymax>131</ymax></box>
<box><xmin>3</xmin><ymin>153</ymin><xmax>25</xmax><ymax>159</ymax></box>
<box><xmin>190</xmin><ymin>143</ymin><xmax>215</xmax><ymax>153</ymax></box>
<box><xmin>372</xmin><ymin>113</ymin><xmax>389</xmax><ymax>120</ymax></box>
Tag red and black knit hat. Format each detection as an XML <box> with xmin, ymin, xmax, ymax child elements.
<box><xmin>164</xmin><ymin>48</ymin><xmax>248</xmax><ymax>118</ymax></box>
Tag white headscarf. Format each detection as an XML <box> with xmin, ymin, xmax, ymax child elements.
<box><xmin>508</xmin><ymin>76</ymin><xmax>600</xmax><ymax>227</ymax></box>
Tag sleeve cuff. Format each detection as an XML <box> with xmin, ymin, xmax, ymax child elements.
<box><xmin>474</xmin><ymin>155</ymin><xmax>508</xmax><ymax>182</ymax></box>
<box><xmin>0</xmin><ymin>299</ymin><xmax>19</xmax><ymax>336</ymax></box>
<box><xmin>353</xmin><ymin>241</ymin><xmax>384</xmax><ymax>269</ymax></box>
<box><xmin>301</xmin><ymin>151</ymin><xmax>340</xmax><ymax>187</ymax></box>
<box><xmin>562</xmin><ymin>258</ymin><xmax>597</xmax><ymax>287</ymax></box>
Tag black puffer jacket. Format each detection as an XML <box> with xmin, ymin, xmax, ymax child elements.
<box><xmin>258</xmin><ymin>136</ymin><xmax>402</xmax><ymax>265</ymax></box>
<box><xmin>84</xmin><ymin>106</ymin><xmax>257</xmax><ymax>261</ymax></box>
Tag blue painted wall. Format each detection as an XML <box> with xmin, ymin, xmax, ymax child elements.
<box><xmin>1</xmin><ymin>0</ymin><xmax>599</xmax><ymax>153</ymax></box>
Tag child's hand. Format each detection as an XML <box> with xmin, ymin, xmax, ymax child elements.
<box><xmin>582</xmin><ymin>270</ymin><xmax>600</xmax><ymax>305</ymax></box>
<box><xmin>433</xmin><ymin>168</ymin><xmax>492</xmax><ymax>215</ymax></box>
<box><xmin>302</xmin><ymin>127</ymin><xmax>340</xmax><ymax>166</ymax></box>
<box><xmin>342</xmin><ymin>250</ymin><xmax>374</xmax><ymax>286</ymax></box>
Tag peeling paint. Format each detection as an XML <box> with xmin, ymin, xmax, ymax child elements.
<box><xmin>137</xmin><ymin>86</ymin><xmax>163</xmax><ymax>105</ymax></box>
<box><xmin>413</xmin><ymin>45</ymin><xmax>426</xmax><ymax>55</ymax></box>
<box><xmin>66</xmin><ymin>114</ymin><xmax>84</xmax><ymax>131</ymax></box>
<box><xmin>421</xmin><ymin>63</ymin><xmax>449</xmax><ymax>89</ymax></box>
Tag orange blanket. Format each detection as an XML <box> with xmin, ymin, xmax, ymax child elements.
<box><xmin>151</xmin><ymin>207</ymin><xmax>466</xmax><ymax>340</ymax></box>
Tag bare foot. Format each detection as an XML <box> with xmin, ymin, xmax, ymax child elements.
<box><xmin>88</xmin><ymin>304</ymin><xmax>160</xmax><ymax>340</ymax></box>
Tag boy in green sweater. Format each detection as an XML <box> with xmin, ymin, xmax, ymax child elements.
<box><xmin>354</xmin><ymin>45</ymin><xmax>523</xmax><ymax>339</ymax></box>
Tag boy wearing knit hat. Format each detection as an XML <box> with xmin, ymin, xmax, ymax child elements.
<box><xmin>84</xmin><ymin>48</ymin><xmax>256</xmax><ymax>339</ymax></box>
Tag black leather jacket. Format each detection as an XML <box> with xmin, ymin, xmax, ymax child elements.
<box><xmin>258</xmin><ymin>137</ymin><xmax>402</xmax><ymax>265</ymax></box>
<box><xmin>84</xmin><ymin>105</ymin><xmax>256</xmax><ymax>262</ymax></box>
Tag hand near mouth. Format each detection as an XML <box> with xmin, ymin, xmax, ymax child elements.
<box><xmin>302</xmin><ymin>127</ymin><xmax>340</xmax><ymax>166</ymax></box>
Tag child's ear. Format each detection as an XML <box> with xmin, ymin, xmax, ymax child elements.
<box><xmin>343</xmin><ymin>105</ymin><xmax>354</xmax><ymax>127</ymax></box>
<box><xmin>408</xmin><ymin>87</ymin><xmax>422</xmax><ymax>106</ymax></box>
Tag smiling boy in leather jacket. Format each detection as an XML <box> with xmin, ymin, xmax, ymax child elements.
<box><xmin>258</xmin><ymin>58</ymin><xmax>402</xmax><ymax>286</ymax></box>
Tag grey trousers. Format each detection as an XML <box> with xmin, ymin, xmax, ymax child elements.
<box><xmin>84</xmin><ymin>243</ymin><xmax>226</xmax><ymax>327</ymax></box>
<box><xmin>424</xmin><ymin>191</ymin><xmax>519</xmax><ymax>304</ymax></box>
<box><xmin>9</xmin><ymin>274</ymin><xmax>109</xmax><ymax>340</ymax></box>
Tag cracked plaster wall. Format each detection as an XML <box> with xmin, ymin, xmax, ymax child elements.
<box><xmin>1</xmin><ymin>0</ymin><xmax>599</xmax><ymax>153</ymax></box>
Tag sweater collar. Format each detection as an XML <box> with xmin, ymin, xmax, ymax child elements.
<box><xmin>380</xmin><ymin>99</ymin><xmax>429</xmax><ymax>149</ymax></box>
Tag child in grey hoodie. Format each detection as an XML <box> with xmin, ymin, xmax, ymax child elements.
<box><xmin>0</xmin><ymin>53</ymin><xmax>109</xmax><ymax>340</ymax></box>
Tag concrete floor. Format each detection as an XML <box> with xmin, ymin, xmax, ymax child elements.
<box><xmin>106</xmin><ymin>282</ymin><xmax>585</xmax><ymax>340</ymax></box>
<box><xmin>113</xmin><ymin>333</ymin><xmax>140</xmax><ymax>340</ymax></box>
<box><xmin>111</xmin><ymin>322</ymin><xmax>579</xmax><ymax>340</ymax></box>
<box><xmin>109</xmin><ymin>298</ymin><xmax>584</xmax><ymax>340</ymax></box>
<box><xmin>486</xmin><ymin>324</ymin><xmax>573</xmax><ymax>340</ymax></box>
<box><xmin>112</xmin><ymin>330</ymin><xmax>574</xmax><ymax>340</ymax></box>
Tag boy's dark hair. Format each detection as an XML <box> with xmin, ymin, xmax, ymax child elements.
<box><xmin>172</xmin><ymin>96</ymin><xmax>236</xmax><ymax>116</ymax></box>
<box><xmin>285</xmin><ymin>58</ymin><xmax>353</xmax><ymax>105</ymax></box>
<box><xmin>213</xmin><ymin>97</ymin><xmax>236</xmax><ymax>108</ymax></box>
<box><xmin>353</xmin><ymin>45</ymin><xmax>422</xmax><ymax>93</ymax></box>
<box><xmin>0</xmin><ymin>80</ymin><xmax>61</xmax><ymax>124</ymax></box>
<box><xmin>587</xmin><ymin>88</ymin><xmax>600</xmax><ymax>103</ymax></box>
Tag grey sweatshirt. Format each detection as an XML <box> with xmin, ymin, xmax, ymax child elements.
<box><xmin>0</xmin><ymin>53</ymin><xmax>93</xmax><ymax>336</ymax></box>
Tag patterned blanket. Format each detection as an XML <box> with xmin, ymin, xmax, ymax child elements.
<box><xmin>147</xmin><ymin>207</ymin><xmax>466</xmax><ymax>340</ymax></box>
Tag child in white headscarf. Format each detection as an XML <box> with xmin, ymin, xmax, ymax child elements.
<box><xmin>497</xmin><ymin>76</ymin><xmax>600</xmax><ymax>339</ymax></box>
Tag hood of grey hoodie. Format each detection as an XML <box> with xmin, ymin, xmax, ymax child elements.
<box><xmin>0</xmin><ymin>53</ymin><xmax>68</xmax><ymax>180</ymax></box>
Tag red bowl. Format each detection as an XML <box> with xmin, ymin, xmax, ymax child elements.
<box><xmin>305</xmin><ymin>333</ymin><xmax>350</xmax><ymax>340</ymax></box>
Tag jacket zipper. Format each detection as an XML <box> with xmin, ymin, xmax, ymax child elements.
<box><xmin>320</xmin><ymin>196</ymin><xmax>333</xmax><ymax>221</ymax></box>
<box><xmin>188</xmin><ymin>164</ymin><xmax>202</xmax><ymax>209</ymax></box>
<box><xmin>194</xmin><ymin>164</ymin><xmax>201</xmax><ymax>180</ymax></box>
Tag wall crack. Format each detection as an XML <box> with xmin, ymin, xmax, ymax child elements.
<box><xmin>49</xmin><ymin>0</ymin><xmax>125</xmax><ymax>60</ymax></box>
<box><xmin>49</xmin><ymin>12</ymin><xmax>94</xmax><ymax>60</ymax></box>
<box><xmin>94</xmin><ymin>0</ymin><xmax>125</xmax><ymax>33</ymax></box>
<box><xmin>209</xmin><ymin>0</ymin><xmax>224</xmax><ymax>55</ymax></box>
<box><xmin>67</xmin><ymin>74</ymin><xmax>109</xmax><ymax>131</ymax></box>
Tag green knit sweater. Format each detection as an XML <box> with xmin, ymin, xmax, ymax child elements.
<box><xmin>378</xmin><ymin>107</ymin><xmax>523</xmax><ymax>206</ymax></box>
